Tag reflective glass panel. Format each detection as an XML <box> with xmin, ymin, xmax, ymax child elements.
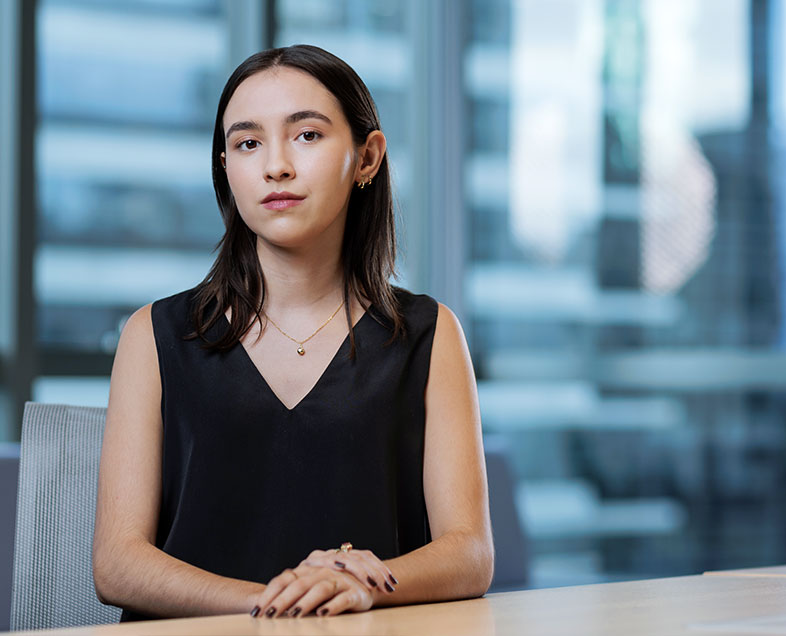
<box><xmin>36</xmin><ymin>0</ymin><xmax>229</xmax><ymax>354</ymax></box>
<box><xmin>466</xmin><ymin>0</ymin><xmax>786</xmax><ymax>586</ymax></box>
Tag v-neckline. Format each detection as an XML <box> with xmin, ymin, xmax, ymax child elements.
<box><xmin>222</xmin><ymin>308</ymin><xmax>371</xmax><ymax>413</ymax></box>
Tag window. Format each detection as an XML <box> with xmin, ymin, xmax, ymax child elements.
<box><xmin>466</xmin><ymin>0</ymin><xmax>786</xmax><ymax>585</ymax></box>
<box><xmin>33</xmin><ymin>0</ymin><xmax>231</xmax><ymax>405</ymax></box>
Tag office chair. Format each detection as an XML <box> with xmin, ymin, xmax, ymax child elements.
<box><xmin>485</xmin><ymin>437</ymin><xmax>530</xmax><ymax>591</ymax></box>
<box><xmin>11</xmin><ymin>403</ymin><xmax>120</xmax><ymax>630</ymax></box>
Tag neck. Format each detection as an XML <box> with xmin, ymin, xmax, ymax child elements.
<box><xmin>255</xmin><ymin>238</ymin><xmax>344</xmax><ymax>313</ymax></box>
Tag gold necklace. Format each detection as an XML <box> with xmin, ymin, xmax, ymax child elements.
<box><xmin>264</xmin><ymin>300</ymin><xmax>345</xmax><ymax>356</ymax></box>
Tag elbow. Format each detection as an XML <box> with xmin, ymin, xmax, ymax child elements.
<box><xmin>94</xmin><ymin>579</ymin><xmax>111</xmax><ymax>607</ymax></box>
<box><xmin>475</xmin><ymin>539</ymin><xmax>495</xmax><ymax>597</ymax></box>
<box><xmin>92</xmin><ymin>537</ymin><xmax>127</xmax><ymax>607</ymax></box>
<box><xmin>463</xmin><ymin>533</ymin><xmax>495</xmax><ymax>598</ymax></box>
<box><xmin>92</xmin><ymin>546</ymin><xmax>114</xmax><ymax>606</ymax></box>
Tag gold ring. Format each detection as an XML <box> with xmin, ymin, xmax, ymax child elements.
<box><xmin>337</xmin><ymin>542</ymin><xmax>353</xmax><ymax>553</ymax></box>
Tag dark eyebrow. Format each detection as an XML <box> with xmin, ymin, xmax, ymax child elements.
<box><xmin>285</xmin><ymin>110</ymin><xmax>333</xmax><ymax>125</ymax></box>
<box><xmin>225</xmin><ymin>120</ymin><xmax>262</xmax><ymax>139</ymax></box>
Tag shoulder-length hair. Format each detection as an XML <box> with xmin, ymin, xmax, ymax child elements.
<box><xmin>188</xmin><ymin>44</ymin><xmax>402</xmax><ymax>354</ymax></box>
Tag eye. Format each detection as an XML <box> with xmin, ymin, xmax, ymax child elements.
<box><xmin>236</xmin><ymin>139</ymin><xmax>258</xmax><ymax>150</ymax></box>
<box><xmin>298</xmin><ymin>130</ymin><xmax>321</xmax><ymax>143</ymax></box>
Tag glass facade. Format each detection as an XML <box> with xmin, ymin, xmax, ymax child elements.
<box><xmin>1</xmin><ymin>0</ymin><xmax>785</xmax><ymax>591</ymax></box>
<box><xmin>33</xmin><ymin>0</ymin><xmax>230</xmax><ymax>403</ymax></box>
<box><xmin>466</xmin><ymin>0</ymin><xmax>786</xmax><ymax>586</ymax></box>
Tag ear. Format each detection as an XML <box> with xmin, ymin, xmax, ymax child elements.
<box><xmin>220</xmin><ymin>151</ymin><xmax>226</xmax><ymax>169</ymax></box>
<box><xmin>354</xmin><ymin>130</ymin><xmax>386</xmax><ymax>183</ymax></box>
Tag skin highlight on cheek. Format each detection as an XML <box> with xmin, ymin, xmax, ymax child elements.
<box><xmin>340</xmin><ymin>151</ymin><xmax>354</xmax><ymax>181</ymax></box>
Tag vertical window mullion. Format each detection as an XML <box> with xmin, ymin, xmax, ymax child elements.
<box><xmin>407</xmin><ymin>0</ymin><xmax>467</xmax><ymax>320</ymax></box>
<box><xmin>5</xmin><ymin>0</ymin><xmax>37</xmax><ymax>441</ymax></box>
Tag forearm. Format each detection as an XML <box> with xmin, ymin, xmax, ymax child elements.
<box><xmin>94</xmin><ymin>537</ymin><xmax>265</xmax><ymax>618</ymax></box>
<box><xmin>373</xmin><ymin>529</ymin><xmax>493</xmax><ymax>607</ymax></box>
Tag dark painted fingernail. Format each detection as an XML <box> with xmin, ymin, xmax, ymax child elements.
<box><xmin>265</xmin><ymin>606</ymin><xmax>276</xmax><ymax>618</ymax></box>
<box><xmin>334</xmin><ymin>561</ymin><xmax>346</xmax><ymax>569</ymax></box>
<box><xmin>384</xmin><ymin>581</ymin><xmax>395</xmax><ymax>593</ymax></box>
<box><xmin>250</xmin><ymin>606</ymin><xmax>261</xmax><ymax>617</ymax></box>
<box><xmin>389</xmin><ymin>574</ymin><xmax>399</xmax><ymax>585</ymax></box>
<box><xmin>367</xmin><ymin>576</ymin><xmax>378</xmax><ymax>587</ymax></box>
<box><xmin>317</xmin><ymin>607</ymin><xmax>329</xmax><ymax>616</ymax></box>
<box><xmin>291</xmin><ymin>607</ymin><xmax>302</xmax><ymax>617</ymax></box>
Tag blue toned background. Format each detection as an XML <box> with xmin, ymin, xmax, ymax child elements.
<box><xmin>2</xmin><ymin>0</ymin><xmax>786</xmax><ymax>598</ymax></box>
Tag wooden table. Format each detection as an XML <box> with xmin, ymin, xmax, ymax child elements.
<box><xmin>704</xmin><ymin>564</ymin><xmax>786</xmax><ymax>578</ymax></box>
<box><xmin>9</xmin><ymin>574</ymin><xmax>786</xmax><ymax>635</ymax></box>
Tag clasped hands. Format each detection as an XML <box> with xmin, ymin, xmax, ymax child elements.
<box><xmin>250</xmin><ymin>547</ymin><xmax>398</xmax><ymax>618</ymax></box>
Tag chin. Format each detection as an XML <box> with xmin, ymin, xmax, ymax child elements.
<box><xmin>251</xmin><ymin>215</ymin><xmax>345</xmax><ymax>252</ymax></box>
<box><xmin>258</xmin><ymin>230</ymin><xmax>322</xmax><ymax>251</ymax></box>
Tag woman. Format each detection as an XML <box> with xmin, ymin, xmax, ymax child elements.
<box><xmin>93</xmin><ymin>44</ymin><xmax>492</xmax><ymax>620</ymax></box>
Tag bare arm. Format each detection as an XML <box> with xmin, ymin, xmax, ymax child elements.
<box><xmin>92</xmin><ymin>305</ymin><xmax>265</xmax><ymax>617</ymax></box>
<box><xmin>373</xmin><ymin>302</ymin><xmax>493</xmax><ymax>605</ymax></box>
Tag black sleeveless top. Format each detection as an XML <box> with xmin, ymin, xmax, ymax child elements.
<box><xmin>120</xmin><ymin>287</ymin><xmax>438</xmax><ymax>621</ymax></box>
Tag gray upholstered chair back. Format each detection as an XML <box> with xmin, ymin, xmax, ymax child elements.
<box><xmin>485</xmin><ymin>437</ymin><xmax>530</xmax><ymax>591</ymax></box>
<box><xmin>11</xmin><ymin>403</ymin><xmax>121</xmax><ymax>630</ymax></box>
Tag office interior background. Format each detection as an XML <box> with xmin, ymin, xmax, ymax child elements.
<box><xmin>1</xmin><ymin>0</ymin><xmax>786</xmax><ymax>591</ymax></box>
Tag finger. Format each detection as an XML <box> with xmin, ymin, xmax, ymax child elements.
<box><xmin>365</xmin><ymin>551</ymin><xmax>398</xmax><ymax>589</ymax></box>
<box><xmin>316</xmin><ymin>589</ymin><xmax>358</xmax><ymax>617</ymax></box>
<box><xmin>305</xmin><ymin>551</ymin><xmax>392</xmax><ymax>593</ymax></box>
<box><xmin>371</xmin><ymin>554</ymin><xmax>399</xmax><ymax>586</ymax></box>
<box><xmin>351</xmin><ymin>551</ymin><xmax>396</xmax><ymax>593</ymax></box>
<box><xmin>332</xmin><ymin>555</ymin><xmax>381</xmax><ymax>592</ymax></box>
<box><xmin>356</xmin><ymin>549</ymin><xmax>396</xmax><ymax>582</ymax></box>
<box><xmin>300</xmin><ymin>553</ymin><xmax>366</xmax><ymax>579</ymax></box>
<box><xmin>254</xmin><ymin>569</ymin><xmax>298</xmax><ymax>617</ymax></box>
<box><xmin>297</xmin><ymin>549</ymin><xmax>395</xmax><ymax>594</ymax></box>
<box><xmin>290</xmin><ymin>577</ymin><xmax>344</xmax><ymax>617</ymax></box>
<box><xmin>265</xmin><ymin>578</ymin><xmax>314</xmax><ymax>618</ymax></box>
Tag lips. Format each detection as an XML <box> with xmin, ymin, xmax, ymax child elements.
<box><xmin>261</xmin><ymin>191</ymin><xmax>305</xmax><ymax>204</ymax></box>
<box><xmin>261</xmin><ymin>191</ymin><xmax>305</xmax><ymax>211</ymax></box>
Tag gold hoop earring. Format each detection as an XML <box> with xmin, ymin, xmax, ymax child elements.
<box><xmin>357</xmin><ymin>176</ymin><xmax>373</xmax><ymax>189</ymax></box>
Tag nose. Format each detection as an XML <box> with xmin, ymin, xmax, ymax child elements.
<box><xmin>264</xmin><ymin>140</ymin><xmax>294</xmax><ymax>182</ymax></box>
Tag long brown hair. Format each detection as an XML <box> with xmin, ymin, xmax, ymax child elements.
<box><xmin>188</xmin><ymin>45</ymin><xmax>402</xmax><ymax>354</ymax></box>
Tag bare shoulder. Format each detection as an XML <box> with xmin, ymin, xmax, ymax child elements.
<box><xmin>119</xmin><ymin>303</ymin><xmax>154</xmax><ymax>345</ymax></box>
<box><xmin>426</xmin><ymin>303</ymin><xmax>477</xmax><ymax>403</ymax></box>
<box><xmin>112</xmin><ymin>303</ymin><xmax>159</xmax><ymax>370</ymax></box>
<box><xmin>431</xmin><ymin>302</ymin><xmax>472</xmax><ymax>365</ymax></box>
<box><xmin>434</xmin><ymin>302</ymin><xmax>463</xmax><ymax>336</ymax></box>
<box><xmin>108</xmin><ymin>303</ymin><xmax>160</xmax><ymax>411</ymax></box>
